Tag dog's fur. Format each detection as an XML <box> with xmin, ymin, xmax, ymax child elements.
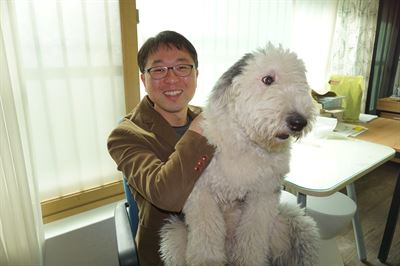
<box><xmin>160</xmin><ymin>44</ymin><xmax>319</xmax><ymax>265</ymax></box>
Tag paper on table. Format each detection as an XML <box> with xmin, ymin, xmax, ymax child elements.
<box><xmin>334</xmin><ymin>123</ymin><xmax>368</xmax><ymax>137</ymax></box>
<box><xmin>358</xmin><ymin>113</ymin><xmax>378</xmax><ymax>123</ymax></box>
<box><xmin>309</xmin><ymin>116</ymin><xmax>338</xmax><ymax>139</ymax></box>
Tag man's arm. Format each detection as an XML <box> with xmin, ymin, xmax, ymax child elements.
<box><xmin>107</xmin><ymin>121</ymin><xmax>215</xmax><ymax>212</ymax></box>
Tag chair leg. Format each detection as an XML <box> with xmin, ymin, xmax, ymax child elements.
<box><xmin>378</xmin><ymin>170</ymin><xmax>400</xmax><ymax>263</ymax></box>
<box><xmin>297</xmin><ymin>192</ymin><xmax>307</xmax><ymax>208</ymax></box>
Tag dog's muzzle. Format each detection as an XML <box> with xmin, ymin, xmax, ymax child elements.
<box><xmin>275</xmin><ymin>113</ymin><xmax>308</xmax><ymax>140</ymax></box>
<box><xmin>286</xmin><ymin>113</ymin><xmax>308</xmax><ymax>132</ymax></box>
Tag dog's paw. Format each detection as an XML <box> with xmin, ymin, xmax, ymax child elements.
<box><xmin>159</xmin><ymin>216</ymin><xmax>188</xmax><ymax>266</ymax></box>
<box><xmin>231</xmin><ymin>240</ymin><xmax>267</xmax><ymax>266</ymax></box>
<box><xmin>186</xmin><ymin>243</ymin><xmax>226</xmax><ymax>266</ymax></box>
<box><xmin>230</xmin><ymin>232</ymin><xmax>268</xmax><ymax>266</ymax></box>
<box><xmin>185</xmin><ymin>257</ymin><xmax>226</xmax><ymax>266</ymax></box>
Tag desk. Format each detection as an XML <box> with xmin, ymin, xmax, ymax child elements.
<box><xmin>285</xmin><ymin>137</ymin><xmax>394</xmax><ymax>197</ymax></box>
<box><xmin>354</xmin><ymin>117</ymin><xmax>400</xmax><ymax>162</ymax></box>
<box><xmin>376</xmin><ymin>97</ymin><xmax>400</xmax><ymax>120</ymax></box>
<box><xmin>284</xmin><ymin>136</ymin><xmax>395</xmax><ymax>261</ymax></box>
<box><xmin>354</xmin><ymin>117</ymin><xmax>400</xmax><ymax>262</ymax></box>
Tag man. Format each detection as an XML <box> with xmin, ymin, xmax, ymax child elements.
<box><xmin>107</xmin><ymin>31</ymin><xmax>215</xmax><ymax>265</ymax></box>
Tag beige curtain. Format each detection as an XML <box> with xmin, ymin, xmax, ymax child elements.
<box><xmin>329</xmin><ymin>0</ymin><xmax>379</xmax><ymax>111</ymax></box>
<box><xmin>0</xmin><ymin>2</ymin><xmax>44</xmax><ymax>265</ymax></box>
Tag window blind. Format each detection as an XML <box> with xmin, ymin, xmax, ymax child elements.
<box><xmin>12</xmin><ymin>0</ymin><xmax>125</xmax><ymax>201</ymax></box>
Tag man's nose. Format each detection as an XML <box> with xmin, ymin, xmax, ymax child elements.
<box><xmin>164</xmin><ymin>68</ymin><xmax>179</xmax><ymax>82</ymax></box>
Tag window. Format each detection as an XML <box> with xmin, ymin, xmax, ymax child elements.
<box><xmin>5</xmin><ymin>0</ymin><xmax>377</xmax><ymax>222</ymax></box>
<box><xmin>9</xmin><ymin>0</ymin><xmax>134</xmax><ymax>221</ymax></box>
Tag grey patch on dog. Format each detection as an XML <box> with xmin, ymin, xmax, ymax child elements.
<box><xmin>208</xmin><ymin>53</ymin><xmax>254</xmax><ymax>107</ymax></box>
<box><xmin>218</xmin><ymin>53</ymin><xmax>254</xmax><ymax>88</ymax></box>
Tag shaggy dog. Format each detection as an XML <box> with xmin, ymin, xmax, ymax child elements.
<box><xmin>160</xmin><ymin>44</ymin><xmax>319</xmax><ymax>266</ymax></box>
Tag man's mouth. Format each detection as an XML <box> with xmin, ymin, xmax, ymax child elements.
<box><xmin>164</xmin><ymin>90</ymin><xmax>183</xmax><ymax>96</ymax></box>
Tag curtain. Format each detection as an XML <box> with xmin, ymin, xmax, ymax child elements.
<box><xmin>329</xmin><ymin>0</ymin><xmax>379</xmax><ymax>112</ymax></box>
<box><xmin>137</xmin><ymin>0</ymin><xmax>339</xmax><ymax>106</ymax></box>
<box><xmin>0</xmin><ymin>2</ymin><xmax>44</xmax><ymax>265</ymax></box>
<box><xmin>7</xmin><ymin>0</ymin><xmax>125</xmax><ymax>201</ymax></box>
<box><xmin>394</xmin><ymin>58</ymin><xmax>400</xmax><ymax>96</ymax></box>
<box><xmin>366</xmin><ymin>0</ymin><xmax>400</xmax><ymax>114</ymax></box>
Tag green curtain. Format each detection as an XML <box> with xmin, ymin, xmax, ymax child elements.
<box><xmin>366</xmin><ymin>0</ymin><xmax>400</xmax><ymax>114</ymax></box>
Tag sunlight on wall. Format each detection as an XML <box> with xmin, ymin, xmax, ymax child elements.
<box><xmin>137</xmin><ymin>0</ymin><xmax>338</xmax><ymax>106</ymax></box>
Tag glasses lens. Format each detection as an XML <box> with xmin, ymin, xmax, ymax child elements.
<box><xmin>148</xmin><ymin>67</ymin><xmax>167</xmax><ymax>79</ymax></box>
<box><xmin>173</xmin><ymin>64</ymin><xmax>193</xmax><ymax>77</ymax></box>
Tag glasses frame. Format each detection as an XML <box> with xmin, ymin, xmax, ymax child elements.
<box><xmin>145</xmin><ymin>64</ymin><xmax>195</xmax><ymax>80</ymax></box>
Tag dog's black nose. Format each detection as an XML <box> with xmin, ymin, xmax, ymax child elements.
<box><xmin>286</xmin><ymin>113</ymin><xmax>307</xmax><ymax>132</ymax></box>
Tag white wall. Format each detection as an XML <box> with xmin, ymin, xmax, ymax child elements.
<box><xmin>43</xmin><ymin>202</ymin><xmax>120</xmax><ymax>266</ymax></box>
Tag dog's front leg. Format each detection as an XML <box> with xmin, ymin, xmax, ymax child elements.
<box><xmin>183</xmin><ymin>186</ymin><xmax>227</xmax><ymax>266</ymax></box>
<box><xmin>231</xmin><ymin>192</ymin><xmax>278</xmax><ymax>266</ymax></box>
<box><xmin>268</xmin><ymin>203</ymin><xmax>320</xmax><ymax>266</ymax></box>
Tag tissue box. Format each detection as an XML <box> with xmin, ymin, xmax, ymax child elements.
<box><xmin>318</xmin><ymin>96</ymin><xmax>345</xmax><ymax>110</ymax></box>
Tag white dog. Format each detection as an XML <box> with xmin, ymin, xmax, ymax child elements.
<box><xmin>160</xmin><ymin>44</ymin><xmax>319</xmax><ymax>266</ymax></box>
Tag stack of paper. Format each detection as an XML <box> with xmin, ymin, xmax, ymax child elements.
<box><xmin>358</xmin><ymin>113</ymin><xmax>378</xmax><ymax>123</ymax></box>
<box><xmin>334</xmin><ymin>123</ymin><xmax>368</xmax><ymax>137</ymax></box>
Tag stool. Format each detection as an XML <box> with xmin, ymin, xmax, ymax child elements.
<box><xmin>280</xmin><ymin>191</ymin><xmax>356</xmax><ymax>266</ymax></box>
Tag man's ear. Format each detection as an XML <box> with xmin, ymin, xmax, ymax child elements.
<box><xmin>196</xmin><ymin>68</ymin><xmax>199</xmax><ymax>78</ymax></box>
<box><xmin>140</xmin><ymin>73</ymin><xmax>145</xmax><ymax>84</ymax></box>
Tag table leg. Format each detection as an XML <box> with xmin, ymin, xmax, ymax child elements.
<box><xmin>346</xmin><ymin>183</ymin><xmax>367</xmax><ymax>262</ymax></box>
<box><xmin>297</xmin><ymin>192</ymin><xmax>307</xmax><ymax>208</ymax></box>
<box><xmin>378</xmin><ymin>170</ymin><xmax>400</xmax><ymax>263</ymax></box>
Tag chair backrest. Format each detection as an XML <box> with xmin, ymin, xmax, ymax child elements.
<box><xmin>114</xmin><ymin>177</ymin><xmax>140</xmax><ymax>265</ymax></box>
<box><xmin>115</xmin><ymin>118</ymin><xmax>140</xmax><ymax>265</ymax></box>
<box><xmin>118</xmin><ymin>118</ymin><xmax>140</xmax><ymax>236</ymax></box>
<box><xmin>123</xmin><ymin>176</ymin><xmax>139</xmax><ymax>237</ymax></box>
<box><xmin>114</xmin><ymin>201</ymin><xmax>139</xmax><ymax>266</ymax></box>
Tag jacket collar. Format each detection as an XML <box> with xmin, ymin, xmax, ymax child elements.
<box><xmin>129</xmin><ymin>96</ymin><xmax>201</xmax><ymax>148</ymax></box>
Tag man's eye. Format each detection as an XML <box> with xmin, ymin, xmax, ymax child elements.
<box><xmin>176</xmin><ymin>65</ymin><xmax>190</xmax><ymax>70</ymax></box>
<box><xmin>151</xmin><ymin>68</ymin><xmax>166</xmax><ymax>73</ymax></box>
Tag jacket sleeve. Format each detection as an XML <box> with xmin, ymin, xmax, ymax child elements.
<box><xmin>107</xmin><ymin>122</ymin><xmax>215</xmax><ymax>212</ymax></box>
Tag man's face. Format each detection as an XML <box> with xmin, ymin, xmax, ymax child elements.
<box><xmin>141</xmin><ymin>46</ymin><xmax>198</xmax><ymax>118</ymax></box>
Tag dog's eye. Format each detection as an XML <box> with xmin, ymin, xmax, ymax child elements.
<box><xmin>262</xmin><ymin>75</ymin><xmax>274</xmax><ymax>85</ymax></box>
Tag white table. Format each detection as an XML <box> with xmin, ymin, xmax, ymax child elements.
<box><xmin>284</xmin><ymin>135</ymin><xmax>395</xmax><ymax>261</ymax></box>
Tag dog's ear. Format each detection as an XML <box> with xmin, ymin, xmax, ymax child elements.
<box><xmin>208</xmin><ymin>77</ymin><xmax>233</xmax><ymax>108</ymax></box>
<box><xmin>208</xmin><ymin>53</ymin><xmax>253</xmax><ymax>107</ymax></box>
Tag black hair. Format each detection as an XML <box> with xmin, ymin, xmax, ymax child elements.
<box><xmin>137</xmin><ymin>30</ymin><xmax>198</xmax><ymax>73</ymax></box>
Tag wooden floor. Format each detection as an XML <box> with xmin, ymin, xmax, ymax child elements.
<box><xmin>336</xmin><ymin>161</ymin><xmax>400</xmax><ymax>266</ymax></box>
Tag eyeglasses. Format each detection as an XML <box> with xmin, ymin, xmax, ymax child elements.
<box><xmin>145</xmin><ymin>64</ymin><xmax>194</xmax><ymax>80</ymax></box>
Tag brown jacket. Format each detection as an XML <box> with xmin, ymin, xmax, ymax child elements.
<box><xmin>107</xmin><ymin>96</ymin><xmax>215</xmax><ymax>265</ymax></box>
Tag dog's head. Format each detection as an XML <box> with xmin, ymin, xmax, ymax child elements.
<box><xmin>207</xmin><ymin>43</ymin><xmax>317</xmax><ymax>151</ymax></box>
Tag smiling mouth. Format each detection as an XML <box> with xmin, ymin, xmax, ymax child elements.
<box><xmin>164</xmin><ymin>90</ymin><xmax>183</xmax><ymax>96</ymax></box>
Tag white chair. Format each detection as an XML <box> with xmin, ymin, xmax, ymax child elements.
<box><xmin>280</xmin><ymin>190</ymin><xmax>356</xmax><ymax>266</ymax></box>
